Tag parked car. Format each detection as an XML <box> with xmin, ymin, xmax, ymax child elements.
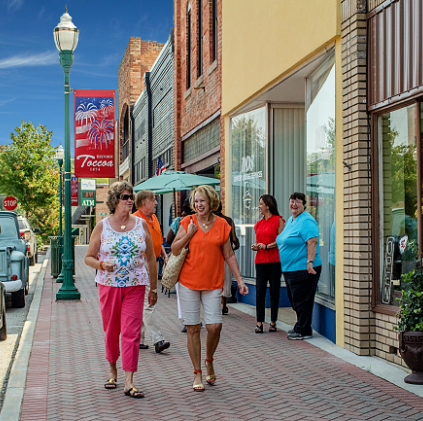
<box><xmin>0</xmin><ymin>211</ymin><xmax>29</xmax><ymax>308</ymax></box>
<box><xmin>0</xmin><ymin>281</ymin><xmax>6</xmax><ymax>340</ymax></box>
<box><xmin>17</xmin><ymin>215</ymin><xmax>39</xmax><ymax>266</ymax></box>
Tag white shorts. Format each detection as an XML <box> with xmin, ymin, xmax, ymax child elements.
<box><xmin>178</xmin><ymin>283</ymin><xmax>223</xmax><ymax>325</ymax></box>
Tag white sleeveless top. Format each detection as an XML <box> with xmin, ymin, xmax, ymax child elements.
<box><xmin>95</xmin><ymin>217</ymin><xmax>149</xmax><ymax>287</ymax></box>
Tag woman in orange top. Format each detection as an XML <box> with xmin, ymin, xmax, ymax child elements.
<box><xmin>172</xmin><ymin>185</ymin><xmax>249</xmax><ymax>392</ymax></box>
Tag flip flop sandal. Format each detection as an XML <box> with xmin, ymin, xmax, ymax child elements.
<box><xmin>104</xmin><ymin>378</ymin><xmax>117</xmax><ymax>389</ymax></box>
<box><xmin>193</xmin><ymin>369</ymin><xmax>205</xmax><ymax>392</ymax></box>
<box><xmin>124</xmin><ymin>387</ymin><xmax>144</xmax><ymax>398</ymax></box>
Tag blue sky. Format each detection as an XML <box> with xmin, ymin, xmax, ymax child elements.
<box><xmin>0</xmin><ymin>0</ymin><xmax>174</xmax><ymax>150</ymax></box>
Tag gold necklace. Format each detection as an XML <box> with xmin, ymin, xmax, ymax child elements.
<box><xmin>197</xmin><ymin>214</ymin><xmax>213</xmax><ymax>230</ymax></box>
<box><xmin>116</xmin><ymin>215</ymin><xmax>130</xmax><ymax>230</ymax></box>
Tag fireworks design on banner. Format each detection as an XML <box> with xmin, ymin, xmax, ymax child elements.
<box><xmin>74</xmin><ymin>96</ymin><xmax>115</xmax><ymax>150</ymax></box>
<box><xmin>76</xmin><ymin>103</ymin><xmax>97</xmax><ymax>128</ymax></box>
<box><xmin>100</xmin><ymin>99</ymin><xmax>114</xmax><ymax>118</ymax></box>
<box><xmin>88</xmin><ymin>118</ymin><xmax>114</xmax><ymax>149</ymax></box>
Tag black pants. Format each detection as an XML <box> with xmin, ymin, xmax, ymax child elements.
<box><xmin>255</xmin><ymin>263</ymin><xmax>282</xmax><ymax>323</ymax></box>
<box><xmin>283</xmin><ymin>266</ymin><xmax>321</xmax><ymax>336</ymax></box>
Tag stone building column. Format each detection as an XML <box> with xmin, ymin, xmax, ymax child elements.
<box><xmin>341</xmin><ymin>0</ymin><xmax>374</xmax><ymax>356</ymax></box>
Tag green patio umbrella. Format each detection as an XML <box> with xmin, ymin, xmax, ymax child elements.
<box><xmin>133</xmin><ymin>170</ymin><xmax>220</xmax><ymax>194</ymax></box>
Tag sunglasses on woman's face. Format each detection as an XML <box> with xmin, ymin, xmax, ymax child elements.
<box><xmin>120</xmin><ymin>194</ymin><xmax>134</xmax><ymax>201</ymax></box>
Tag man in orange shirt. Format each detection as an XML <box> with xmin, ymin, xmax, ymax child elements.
<box><xmin>134</xmin><ymin>190</ymin><xmax>170</xmax><ymax>353</ymax></box>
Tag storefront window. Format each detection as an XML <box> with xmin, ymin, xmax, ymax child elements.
<box><xmin>306</xmin><ymin>53</ymin><xmax>336</xmax><ymax>301</ymax></box>
<box><xmin>231</xmin><ymin>107</ymin><xmax>266</xmax><ymax>278</ymax></box>
<box><xmin>378</xmin><ymin>105</ymin><xmax>418</xmax><ymax>305</ymax></box>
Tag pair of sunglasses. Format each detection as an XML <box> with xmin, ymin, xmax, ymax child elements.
<box><xmin>120</xmin><ymin>194</ymin><xmax>134</xmax><ymax>201</ymax></box>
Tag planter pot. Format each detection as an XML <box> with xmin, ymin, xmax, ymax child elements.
<box><xmin>399</xmin><ymin>331</ymin><xmax>423</xmax><ymax>384</ymax></box>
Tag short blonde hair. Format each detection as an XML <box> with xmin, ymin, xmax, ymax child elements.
<box><xmin>106</xmin><ymin>181</ymin><xmax>133</xmax><ymax>214</ymax></box>
<box><xmin>190</xmin><ymin>185</ymin><xmax>220</xmax><ymax>212</ymax></box>
<box><xmin>135</xmin><ymin>190</ymin><xmax>155</xmax><ymax>209</ymax></box>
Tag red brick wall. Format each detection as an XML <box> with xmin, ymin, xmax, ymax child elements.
<box><xmin>117</xmin><ymin>38</ymin><xmax>164</xmax><ymax>172</ymax></box>
<box><xmin>174</xmin><ymin>0</ymin><xmax>224</xmax><ymax>206</ymax></box>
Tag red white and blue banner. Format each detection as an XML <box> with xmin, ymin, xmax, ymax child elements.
<box><xmin>74</xmin><ymin>89</ymin><xmax>115</xmax><ymax>178</ymax></box>
<box><xmin>155</xmin><ymin>156</ymin><xmax>166</xmax><ymax>176</ymax></box>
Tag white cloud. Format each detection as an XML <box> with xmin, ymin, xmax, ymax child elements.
<box><xmin>0</xmin><ymin>51</ymin><xmax>57</xmax><ymax>69</ymax></box>
<box><xmin>0</xmin><ymin>97</ymin><xmax>15</xmax><ymax>106</ymax></box>
<box><xmin>7</xmin><ymin>0</ymin><xmax>24</xmax><ymax>11</ymax></box>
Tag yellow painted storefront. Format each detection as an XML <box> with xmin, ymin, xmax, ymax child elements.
<box><xmin>222</xmin><ymin>0</ymin><xmax>345</xmax><ymax>346</ymax></box>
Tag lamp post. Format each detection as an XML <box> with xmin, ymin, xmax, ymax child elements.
<box><xmin>56</xmin><ymin>144</ymin><xmax>64</xmax><ymax>284</ymax></box>
<box><xmin>54</xmin><ymin>7</ymin><xmax>80</xmax><ymax>300</ymax></box>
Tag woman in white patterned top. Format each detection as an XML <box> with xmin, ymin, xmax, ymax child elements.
<box><xmin>85</xmin><ymin>181</ymin><xmax>157</xmax><ymax>399</ymax></box>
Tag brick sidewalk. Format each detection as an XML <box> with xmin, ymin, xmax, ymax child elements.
<box><xmin>18</xmin><ymin>246</ymin><xmax>423</xmax><ymax>421</ymax></box>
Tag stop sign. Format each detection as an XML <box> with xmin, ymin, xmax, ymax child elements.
<box><xmin>3</xmin><ymin>196</ymin><xmax>17</xmax><ymax>211</ymax></box>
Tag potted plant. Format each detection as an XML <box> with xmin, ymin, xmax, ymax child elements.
<box><xmin>394</xmin><ymin>242</ymin><xmax>423</xmax><ymax>384</ymax></box>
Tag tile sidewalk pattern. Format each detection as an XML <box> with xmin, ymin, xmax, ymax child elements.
<box><xmin>19</xmin><ymin>246</ymin><xmax>423</xmax><ymax>421</ymax></box>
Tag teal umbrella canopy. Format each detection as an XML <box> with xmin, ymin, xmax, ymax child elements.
<box><xmin>133</xmin><ymin>170</ymin><xmax>220</xmax><ymax>193</ymax></box>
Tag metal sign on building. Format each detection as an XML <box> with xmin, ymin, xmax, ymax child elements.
<box><xmin>79</xmin><ymin>179</ymin><xmax>96</xmax><ymax>207</ymax></box>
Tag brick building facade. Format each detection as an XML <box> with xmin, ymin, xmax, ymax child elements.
<box><xmin>118</xmin><ymin>38</ymin><xmax>164</xmax><ymax>182</ymax></box>
<box><xmin>174</xmin><ymin>0</ymin><xmax>224</xmax><ymax>206</ymax></box>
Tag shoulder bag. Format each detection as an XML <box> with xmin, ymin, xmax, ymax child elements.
<box><xmin>161</xmin><ymin>216</ymin><xmax>192</xmax><ymax>289</ymax></box>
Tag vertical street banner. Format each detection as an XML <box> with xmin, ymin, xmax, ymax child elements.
<box><xmin>63</xmin><ymin>175</ymin><xmax>79</xmax><ymax>206</ymax></box>
<box><xmin>74</xmin><ymin>90</ymin><xmax>115</xmax><ymax>178</ymax></box>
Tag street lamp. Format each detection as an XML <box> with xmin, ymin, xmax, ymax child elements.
<box><xmin>54</xmin><ymin>7</ymin><xmax>80</xmax><ymax>300</ymax></box>
<box><xmin>56</xmin><ymin>144</ymin><xmax>64</xmax><ymax>284</ymax></box>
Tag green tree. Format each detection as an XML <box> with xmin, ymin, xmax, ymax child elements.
<box><xmin>0</xmin><ymin>122</ymin><xmax>60</xmax><ymax>243</ymax></box>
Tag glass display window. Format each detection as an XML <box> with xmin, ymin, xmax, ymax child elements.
<box><xmin>306</xmin><ymin>52</ymin><xmax>336</xmax><ymax>301</ymax></box>
<box><xmin>230</xmin><ymin>107</ymin><xmax>266</xmax><ymax>279</ymax></box>
<box><xmin>378</xmin><ymin>104</ymin><xmax>419</xmax><ymax>306</ymax></box>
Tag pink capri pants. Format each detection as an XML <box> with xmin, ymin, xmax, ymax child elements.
<box><xmin>98</xmin><ymin>284</ymin><xmax>146</xmax><ymax>372</ymax></box>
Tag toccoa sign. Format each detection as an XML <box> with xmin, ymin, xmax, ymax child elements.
<box><xmin>77</xmin><ymin>155</ymin><xmax>114</xmax><ymax>168</ymax></box>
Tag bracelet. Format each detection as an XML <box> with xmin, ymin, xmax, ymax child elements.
<box><xmin>307</xmin><ymin>260</ymin><xmax>313</xmax><ymax>264</ymax></box>
<box><xmin>265</xmin><ymin>244</ymin><xmax>268</xmax><ymax>250</ymax></box>
<box><xmin>99</xmin><ymin>261</ymin><xmax>104</xmax><ymax>270</ymax></box>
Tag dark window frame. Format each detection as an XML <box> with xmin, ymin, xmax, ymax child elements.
<box><xmin>371</xmin><ymin>98</ymin><xmax>423</xmax><ymax>316</ymax></box>
<box><xmin>198</xmin><ymin>0</ymin><xmax>203</xmax><ymax>77</ymax></box>
<box><xmin>187</xmin><ymin>2</ymin><xmax>192</xmax><ymax>90</ymax></box>
<box><xmin>211</xmin><ymin>0</ymin><xmax>217</xmax><ymax>63</ymax></box>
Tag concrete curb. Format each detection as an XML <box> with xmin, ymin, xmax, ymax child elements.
<box><xmin>229</xmin><ymin>302</ymin><xmax>423</xmax><ymax>399</ymax></box>
<box><xmin>0</xmin><ymin>257</ymin><xmax>49</xmax><ymax>421</ymax></box>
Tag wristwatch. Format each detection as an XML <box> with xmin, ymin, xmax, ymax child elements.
<box><xmin>307</xmin><ymin>260</ymin><xmax>314</xmax><ymax>264</ymax></box>
<box><xmin>151</xmin><ymin>289</ymin><xmax>158</xmax><ymax>293</ymax></box>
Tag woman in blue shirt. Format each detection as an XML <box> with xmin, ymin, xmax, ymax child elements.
<box><xmin>276</xmin><ymin>192</ymin><xmax>321</xmax><ymax>340</ymax></box>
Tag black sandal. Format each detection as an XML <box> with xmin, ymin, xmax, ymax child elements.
<box><xmin>255</xmin><ymin>324</ymin><xmax>263</xmax><ymax>334</ymax></box>
<box><xmin>269</xmin><ymin>323</ymin><xmax>277</xmax><ymax>332</ymax></box>
<box><xmin>104</xmin><ymin>378</ymin><xmax>117</xmax><ymax>389</ymax></box>
<box><xmin>124</xmin><ymin>387</ymin><xmax>144</xmax><ymax>398</ymax></box>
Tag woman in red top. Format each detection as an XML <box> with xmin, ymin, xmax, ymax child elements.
<box><xmin>251</xmin><ymin>195</ymin><xmax>285</xmax><ymax>333</ymax></box>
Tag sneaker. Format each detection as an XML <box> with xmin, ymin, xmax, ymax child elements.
<box><xmin>181</xmin><ymin>326</ymin><xmax>187</xmax><ymax>333</ymax></box>
<box><xmin>139</xmin><ymin>344</ymin><xmax>149</xmax><ymax>349</ymax></box>
<box><xmin>288</xmin><ymin>329</ymin><xmax>295</xmax><ymax>334</ymax></box>
<box><xmin>155</xmin><ymin>340</ymin><xmax>170</xmax><ymax>353</ymax></box>
<box><xmin>287</xmin><ymin>332</ymin><xmax>312</xmax><ymax>340</ymax></box>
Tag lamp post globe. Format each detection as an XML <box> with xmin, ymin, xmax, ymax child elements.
<box><xmin>54</xmin><ymin>8</ymin><xmax>80</xmax><ymax>300</ymax></box>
